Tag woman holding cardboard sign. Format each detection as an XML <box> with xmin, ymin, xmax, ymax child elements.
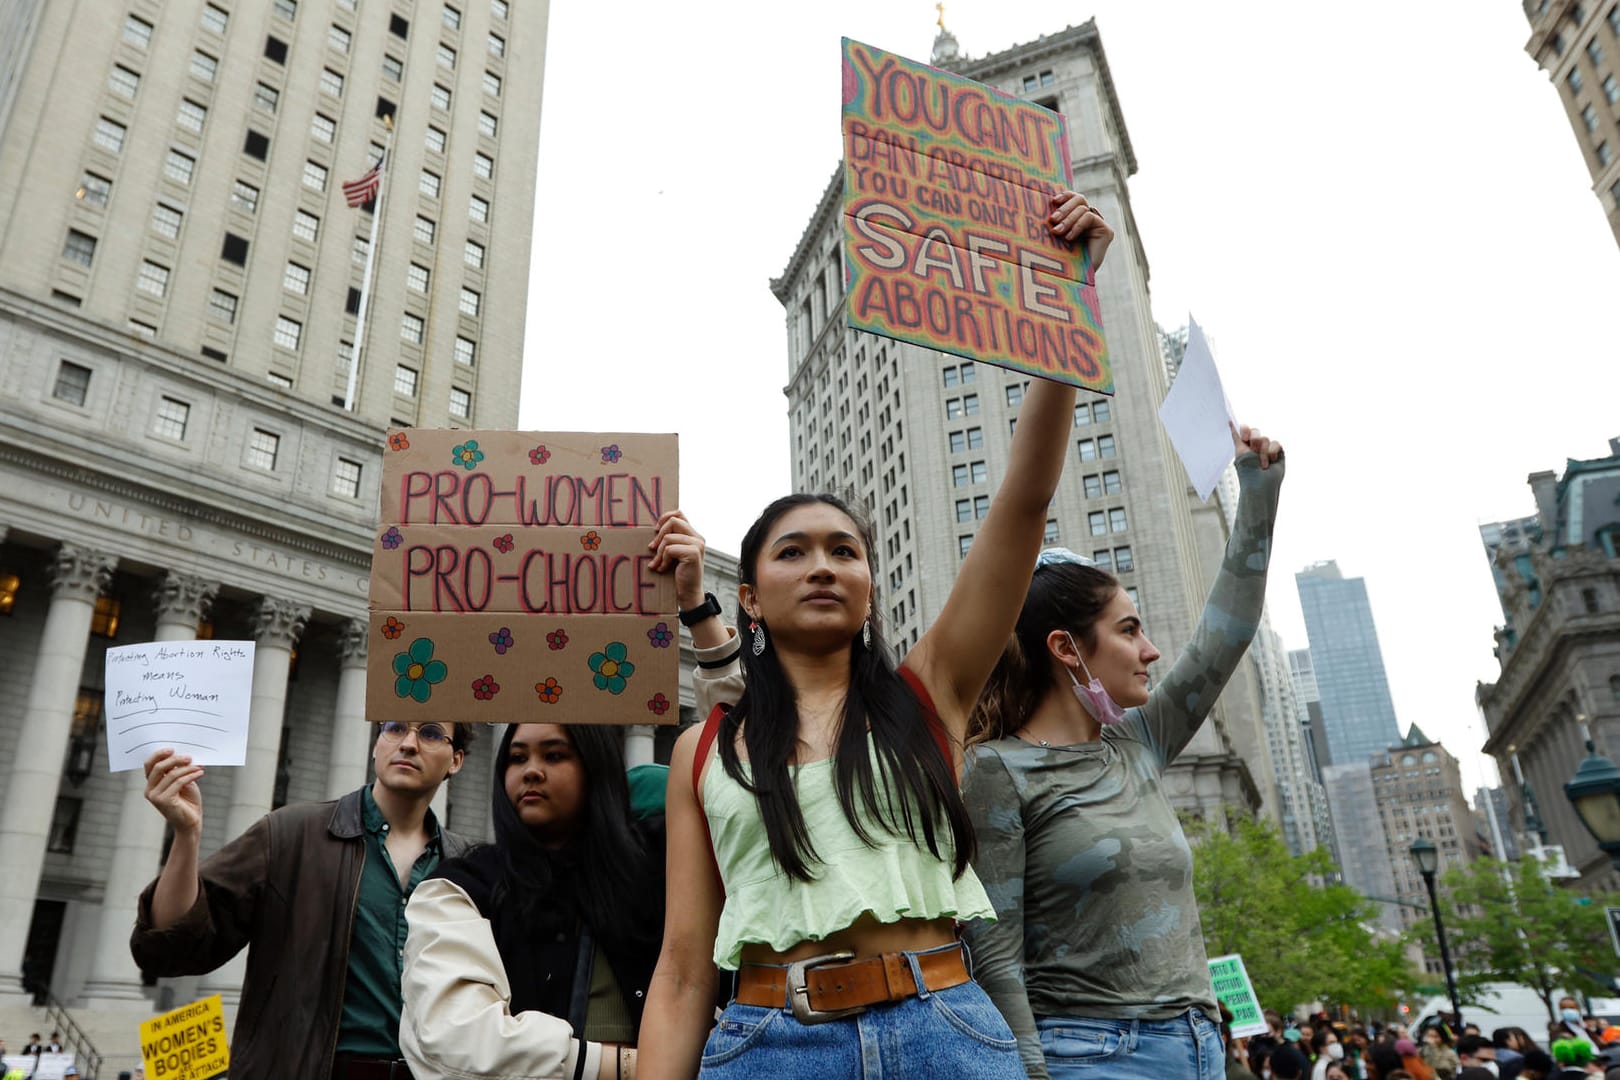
<box><xmin>399</xmin><ymin>513</ymin><xmax>738</xmax><ymax>1080</ymax></box>
<box><xmin>636</xmin><ymin>196</ymin><xmax>1112</xmax><ymax>1078</ymax></box>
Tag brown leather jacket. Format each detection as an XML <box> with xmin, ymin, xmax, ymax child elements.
<box><xmin>130</xmin><ymin>787</ymin><xmax>472</xmax><ymax>1080</ymax></box>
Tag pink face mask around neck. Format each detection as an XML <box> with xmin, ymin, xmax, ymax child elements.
<box><xmin>1062</xmin><ymin>632</ymin><xmax>1127</xmax><ymax>726</ymax></box>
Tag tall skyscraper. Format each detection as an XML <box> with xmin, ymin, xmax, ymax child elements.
<box><xmin>1287</xmin><ymin>647</ymin><xmax>1338</xmax><ymax>861</ymax></box>
<box><xmin>1295</xmin><ymin>561</ymin><xmax>1401</xmax><ymax>767</ymax></box>
<box><xmin>770</xmin><ymin>21</ymin><xmax>1273</xmax><ymax>823</ymax></box>
<box><xmin>0</xmin><ymin>0</ymin><xmax>549</xmax><ymax>1021</ymax></box>
<box><xmin>1521</xmin><ymin>0</ymin><xmax>1620</xmax><ymax>251</ymax></box>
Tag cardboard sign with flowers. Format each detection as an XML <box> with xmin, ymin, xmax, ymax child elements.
<box><xmin>367</xmin><ymin>430</ymin><xmax>680</xmax><ymax>725</ymax></box>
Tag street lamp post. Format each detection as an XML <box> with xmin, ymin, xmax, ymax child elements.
<box><xmin>1564</xmin><ymin>724</ymin><xmax>1620</xmax><ymax>872</ymax></box>
<box><xmin>1410</xmin><ymin>837</ymin><xmax>1463</xmax><ymax>1030</ymax></box>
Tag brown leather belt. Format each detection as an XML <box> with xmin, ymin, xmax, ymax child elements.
<box><xmin>330</xmin><ymin>1056</ymin><xmax>414</xmax><ymax>1080</ymax></box>
<box><xmin>734</xmin><ymin>944</ymin><xmax>971</xmax><ymax>1024</ymax></box>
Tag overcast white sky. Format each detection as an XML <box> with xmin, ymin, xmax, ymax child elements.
<box><xmin>520</xmin><ymin>1</ymin><xmax>1620</xmax><ymax>795</ymax></box>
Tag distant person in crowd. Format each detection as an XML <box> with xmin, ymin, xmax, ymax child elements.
<box><xmin>1519</xmin><ymin>1049</ymin><xmax>1557</xmax><ymax>1080</ymax></box>
<box><xmin>1424</xmin><ymin>1024</ymin><xmax>1462</xmax><ymax>1078</ymax></box>
<box><xmin>1272</xmin><ymin>1046</ymin><xmax>1311</xmax><ymax>1080</ymax></box>
<box><xmin>1495</xmin><ymin>1027</ymin><xmax>1540</xmax><ymax>1080</ymax></box>
<box><xmin>130</xmin><ymin>717</ymin><xmax>476</xmax><ymax>1080</ymax></box>
<box><xmin>1458</xmin><ymin>1033</ymin><xmax>1500</xmax><ymax>1075</ymax></box>
<box><xmin>1365</xmin><ymin>1041</ymin><xmax>1404</xmax><ymax>1080</ymax></box>
<box><xmin>1314</xmin><ymin>1028</ymin><xmax>1348</xmax><ymax>1080</ymax></box>
<box><xmin>1219</xmin><ymin>1003</ymin><xmax>1259</xmax><ymax>1080</ymax></box>
<box><xmin>1396</xmin><ymin>1037</ymin><xmax>1437</xmax><ymax>1080</ymax></box>
<box><xmin>1325</xmin><ymin>1063</ymin><xmax>1353</xmax><ymax>1080</ymax></box>
<box><xmin>1551</xmin><ymin>1037</ymin><xmax>1601</xmax><ymax>1077</ymax></box>
<box><xmin>21</xmin><ymin>1035</ymin><xmax>40</xmax><ymax>1056</ymax></box>
<box><xmin>45</xmin><ymin>1032</ymin><xmax>62</xmax><ymax>1053</ymax></box>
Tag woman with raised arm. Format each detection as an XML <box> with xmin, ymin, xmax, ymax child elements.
<box><xmin>959</xmin><ymin>420</ymin><xmax>1284</xmax><ymax>1080</ymax></box>
<box><xmin>636</xmin><ymin>194</ymin><xmax>1113</xmax><ymax>1080</ymax></box>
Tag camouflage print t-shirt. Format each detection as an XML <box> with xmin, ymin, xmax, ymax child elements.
<box><xmin>961</xmin><ymin>452</ymin><xmax>1283</xmax><ymax>1079</ymax></box>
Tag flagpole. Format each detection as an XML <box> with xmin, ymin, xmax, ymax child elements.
<box><xmin>344</xmin><ymin>116</ymin><xmax>394</xmax><ymax>412</ymax></box>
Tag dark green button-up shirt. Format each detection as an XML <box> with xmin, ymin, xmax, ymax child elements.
<box><xmin>336</xmin><ymin>786</ymin><xmax>443</xmax><ymax>1056</ymax></box>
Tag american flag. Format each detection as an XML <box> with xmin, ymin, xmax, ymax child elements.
<box><xmin>342</xmin><ymin>155</ymin><xmax>383</xmax><ymax>207</ymax></box>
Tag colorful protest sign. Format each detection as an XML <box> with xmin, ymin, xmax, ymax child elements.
<box><xmin>370</xmin><ymin>430</ymin><xmax>680</xmax><ymax>725</ymax></box>
<box><xmin>1208</xmin><ymin>953</ymin><xmax>1268</xmax><ymax>1038</ymax></box>
<box><xmin>139</xmin><ymin>994</ymin><xmax>229</xmax><ymax>1080</ymax></box>
<box><xmin>104</xmin><ymin>641</ymin><xmax>256</xmax><ymax>771</ymax></box>
<box><xmin>841</xmin><ymin>38</ymin><xmax>1110</xmax><ymax>392</ymax></box>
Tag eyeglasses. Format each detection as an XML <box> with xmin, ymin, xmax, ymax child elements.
<box><xmin>379</xmin><ymin>721</ymin><xmax>452</xmax><ymax>746</ymax></box>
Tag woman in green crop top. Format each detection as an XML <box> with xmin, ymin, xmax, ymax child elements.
<box><xmin>637</xmin><ymin>193</ymin><xmax>1117</xmax><ymax>1080</ymax></box>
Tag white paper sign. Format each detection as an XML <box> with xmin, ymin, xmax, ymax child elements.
<box><xmin>104</xmin><ymin>641</ymin><xmax>255</xmax><ymax>771</ymax></box>
<box><xmin>2</xmin><ymin>1054</ymin><xmax>77</xmax><ymax>1079</ymax></box>
<box><xmin>1158</xmin><ymin>315</ymin><xmax>1239</xmax><ymax>502</ymax></box>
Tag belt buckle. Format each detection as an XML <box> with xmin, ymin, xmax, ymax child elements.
<box><xmin>785</xmin><ymin>949</ymin><xmax>866</xmax><ymax>1025</ymax></box>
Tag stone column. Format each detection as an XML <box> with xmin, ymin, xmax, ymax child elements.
<box><xmin>81</xmin><ymin>573</ymin><xmax>217</xmax><ymax>1007</ymax></box>
<box><xmin>0</xmin><ymin>543</ymin><xmax>118</xmax><ymax>1000</ymax></box>
<box><xmin>326</xmin><ymin>619</ymin><xmax>371</xmax><ymax>800</ymax></box>
<box><xmin>624</xmin><ymin>725</ymin><xmax>657</xmax><ymax>768</ymax></box>
<box><xmin>203</xmin><ymin>596</ymin><xmax>308</xmax><ymax>1004</ymax></box>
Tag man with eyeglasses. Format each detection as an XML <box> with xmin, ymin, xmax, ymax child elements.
<box><xmin>129</xmin><ymin>719</ymin><xmax>475</xmax><ymax>1080</ymax></box>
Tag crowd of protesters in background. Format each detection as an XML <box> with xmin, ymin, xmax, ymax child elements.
<box><xmin>1219</xmin><ymin>1001</ymin><xmax>1620</xmax><ymax>1080</ymax></box>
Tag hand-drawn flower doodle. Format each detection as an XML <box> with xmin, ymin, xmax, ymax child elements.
<box><xmin>493</xmin><ymin>533</ymin><xmax>515</xmax><ymax>554</ymax></box>
<box><xmin>600</xmin><ymin>444</ymin><xmax>622</xmax><ymax>464</ymax></box>
<box><xmin>580</xmin><ymin>530</ymin><xmax>602</xmax><ymax>551</ymax></box>
<box><xmin>471</xmin><ymin>674</ymin><xmax>500</xmax><ymax>700</ymax></box>
<box><xmin>529</xmin><ymin>445</ymin><xmax>551</xmax><ymax>465</ymax></box>
<box><xmin>647</xmin><ymin>622</ymin><xmax>674</xmax><ymax>649</ymax></box>
<box><xmin>380</xmin><ymin>526</ymin><xmax>403</xmax><ymax>550</ymax></box>
<box><xmin>393</xmin><ymin>638</ymin><xmax>447</xmax><ymax>703</ymax></box>
<box><xmin>588</xmin><ymin>642</ymin><xmax>635</xmax><ymax>695</ymax></box>
<box><xmin>381</xmin><ymin>616</ymin><xmax>405</xmax><ymax>640</ymax></box>
<box><xmin>451</xmin><ymin>439</ymin><xmax>485</xmax><ymax>471</ymax></box>
<box><xmin>647</xmin><ymin>693</ymin><xmax>671</xmax><ymax>716</ymax></box>
<box><xmin>535</xmin><ymin>677</ymin><xmax>563</xmax><ymax>703</ymax></box>
<box><xmin>388</xmin><ymin>431</ymin><xmax>410</xmax><ymax>451</ymax></box>
<box><xmin>488</xmin><ymin>627</ymin><xmax>514</xmax><ymax>655</ymax></box>
<box><xmin>546</xmin><ymin>629</ymin><xmax>569</xmax><ymax>651</ymax></box>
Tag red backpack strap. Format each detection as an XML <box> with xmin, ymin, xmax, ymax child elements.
<box><xmin>897</xmin><ymin>665</ymin><xmax>956</xmax><ymax>778</ymax></box>
<box><xmin>692</xmin><ymin>703</ymin><xmax>729</xmax><ymax>891</ymax></box>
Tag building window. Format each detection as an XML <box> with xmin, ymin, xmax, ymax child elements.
<box><xmin>390</xmin><ymin>12</ymin><xmax>410</xmax><ymax>37</ymax></box>
<box><xmin>407</xmin><ymin>263</ymin><xmax>430</xmax><ymax>292</ymax></box>
<box><xmin>1089</xmin><ymin>511</ymin><xmax>1107</xmax><ymax>536</ymax></box>
<box><xmin>1078</xmin><ymin>439</ymin><xmax>1097</xmax><ymax>461</ymax></box>
<box><xmin>483</xmin><ymin>71</ymin><xmax>502</xmax><ymax>97</ymax></box>
<box><xmin>273</xmin><ymin>316</ymin><xmax>302</xmax><ymax>351</ymax></box>
<box><xmin>459</xmin><ymin>287</ymin><xmax>480</xmax><ymax>316</ymax></box>
<box><xmin>464</xmin><ymin>239</ymin><xmax>485</xmax><ymax>268</ymax></box>
<box><xmin>191</xmin><ymin>50</ymin><xmax>218</xmax><ymax>82</ymax></box>
<box><xmin>247</xmin><ymin>428</ymin><xmax>281</xmax><ymax>470</ymax></box>
<box><xmin>438</xmin><ymin>43</ymin><xmax>457</xmax><ymax>69</ymax></box>
<box><xmin>292</xmin><ymin>210</ymin><xmax>319</xmax><ymax>243</ymax></box>
<box><xmin>1103</xmin><ymin>469</ymin><xmax>1122</xmax><ymax>494</ymax></box>
<box><xmin>148</xmin><ymin>203</ymin><xmax>182</xmax><ymax>240</ymax></box>
<box><xmin>1114</xmin><ymin>546</ymin><xmax>1134</xmax><ymax>573</ymax></box>
<box><xmin>93</xmin><ymin>117</ymin><xmax>127</xmax><ymax>153</ymax></box>
<box><xmin>208</xmin><ymin>289</ymin><xmax>238</xmax><ymax>323</ymax></box>
<box><xmin>346</xmin><ymin>287</ymin><xmax>361</xmax><ymax>314</ymax></box>
<box><xmin>414</xmin><ymin>216</ymin><xmax>436</xmax><ymax>244</ymax></box>
<box><xmin>243</xmin><ymin>129</ymin><xmax>270</xmax><ymax>160</ymax></box>
<box><xmin>1083</xmin><ymin>473</ymin><xmax>1102</xmax><ymax>498</ymax></box>
<box><xmin>164</xmin><ymin>149</ymin><xmax>195</xmax><ymax>185</ymax></box>
<box><xmin>1585</xmin><ymin>104</ymin><xmax>1601</xmax><ymax>132</ymax></box>
<box><xmin>474</xmin><ymin>152</ymin><xmax>494</xmax><ymax>180</ymax></box>
<box><xmin>949</xmin><ymin>431</ymin><xmax>966</xmax><ymax>453</ymax></box>
<box><xmin>1570</xmin><ymin>67</ymin><xmax>1585</xmax><ymax>94</ymax></box>
<box><xmin>1600</xmin><ymin>141</ymin><xmax>1614</xmax><ymax>166</ymax></box>
<box><xmin>306</xmin><ymin>115</ymin><xmax>337</xmax><ymax>148</ymax></box>
<box><xmin>231</xmin><ymin>180</ymin><xmax>259</xmax><ymax>213</ymax></box>
<box><xmin>946</xmin><ymin>398</ymin><xmax>964</xmax><ymax>419</ymax></box>
<box><xmin>449</xmin><ymin>387</ymin><xmax>472</xmax><ymax>419</ymax></box>
<box><xmin>395</xmin><ymin>364</ymin><xmax>419</xmax><ymax>395</ymax></box>
<box><xmin>200</xmin><ymin>4</ymin><xmax>228</xmax><ymax>32</ymax></box>
<box><xmin>971</xmin><ymin>461</ymin><xmax>987</xmax><ymax>483</ymax></box>
<box><xmin>332</xmin><ymin>457</ymin><xmax>363</xmax><ymax>498</ymax></box>
<box><xmin>303</xmin><ymin>160</ymin><xmax>328</xmax><ymax>192</ymax></box>
<box><xmin>966</xmin><ymin>427</ymin><xmax>984</xmax><ymax>449</ymax></box>
<box><xmin>492</xmin><ymin>0</ymin><xmax>509</xmax><ymax>19</ymax></box>
<box><xmin>489</xmin><ymin>32</ymin><xmax>505</xmax><ymax>57</ymax></box>
<box><xmin>383</xmin><ymin>54</ymin><xmax>404</xmax><ymax>82</ymax></box>
<box><xmin>1605</xmin><ymin>74</ymin><xmax>1620</xmax><ymax>104</ymax></box>
<box><xmin>253</xmin><ymin>82</ymin><xmax>279</xmax><ymax>114</ymax></box>
<box><xmin>1093</xmin><ymin>400</ymin><xmax>1112</xmax><ymax>422</ymax></box>
<box><xmin>454</xmin><ymin>336</ymin><xmax>477</xmax><ymax>365</ymax></box>
<box><xmin>420</xmin><ymin>169</ymin><xmax>441</xmax><ymax>198</ymax></box>
<box><xmin>426</xmin><ymin>126</ymin><xmax>446</xmax><ymax>153</ymax></box>
<box><xmin>128</xmin><ymin>319</ymin><xmax>157</xmax><ymax>338</ymax></box>
<box><xmin>1043</xmin><ymin>519</ymin><xmax>1060</xmax><ymax>544</ymax></box>
<box><xmin>221</xmin><ymin>233</ymin><xmax>249</xmax><ymax>265</ymax></box>
<box><xmin>123</xmin><ymin>14</ymin><xmax>154</xmax><ymax>46</ymax></box>
<box><xmin>1093</xmin><ymin>549</ymin><xmax>1113</xmax><ymax>572</ymax></box>
<box><xmin>1098</xmin><ymin>434</ymin><xmax>1116</xmax><ymax>457</ymax></box>
<box><xmin>352</xmin><ymin>235</ymin><xmax>370</xmax><ymax>266</ymax></box>
<box><xmin>62</xmin><ymin>229</ymin><xmax>97</xmax><ymax>266</ymax></box>
<box><xmin>469</xmin><ymin>194</ymin><xmax>490</xmax><ymax>223</ymax></box>
<box><xmin>52</xmin><ymin>361</ymin><xmax>92</xmax><ymax>406</ymax></box>
<box><xmin>1589</xmin><ymin>37</ymin><xmax>1605</xmax><ymax>66</ymax></box>
<box><xmin>1074</xmin><ymin>402</ymin><xmax>1091</xmax><ymax>426</ymax></box>
<box><xmin>320</xmin><ymin>68</ymin><xmax>344</xmax><ymax>97</ymax></box>
<box><xmin>443</xmin><ymin>4</ymin><xmax>463</xmax><ymax>29</ymax></box>
<box><xmin>1006</xmin><ymin>383</ymin><xmax>1024</xmax><ymax>407</ymax></box>
<box><xmin>401</xmin><ymin>313</ymin><xmax>424</xmax><ymax>345</ymax></box>
<box><xmin>954</xmin><ymin>499</ymin><xmax>972</xmax><ymax>523</ymax></box>
<box><xmin>432</xmin><ymin>84</ymin><xmax>452</xmax><ymax>110</ymax></box>
<box><xmin>479</xmin><ymin>110</ymin><xmax>498</xmax><ymax>138</ymax></box>
<box><xmin>329</xmin><ymin>23</ymin><xmax>351</xmax><ymax>52</ymax></box>
<box><xmin>135</xmin><ymin>261</ymin><xmax>169</xmax><ymax>298</ymax></box>
<box><xmin>283</xmin><ymin>262</ymin><xmax>311</xmax><ymax>295</ymax></box>
<box><xmin>266</xmin><ymin>371</ymin><xmax>292</xmax><ymax>387</ymax></box>
<box><xmin>47</xmin><ymin>797</ymin><xmax>83</xmax><ymax>855</ymax></box>
<box><xmin>273</xmin><ymin>0</ymin><xmax>297</xmax><ymax>20</ymax></box>
<box><xmin>952</xmin><ymin>464</ymin><xmax>969</xmax><ymax>487</ymax></box>
<box><xmin>1109</xmin><ymin>507</ymin><xmax>1128</xmax><ymax>533</ymax></box>
<box><xmin>108</xmin><ymin>65</ymin><xmax>140</xmax><ymax>99</ymax></box>
<box><xmin>264</xmin><ymin>35</ymin><xmax>288</xmax><ymax>63</ymax></box>
<box><xmin>177</xmin><ymin>99</ymin><xmax>207</xmax><ymax>133</ymax></box>
<box><xmin>958</xmin><ymin>535</ymin><xmax>973</xmax><ymax>558</ymax></box>
<box><xmin>943</xmin><ymin>366</ymin><xmax>959</xmax><ymax>387</ymax></box>
<box><xmin>153</xmin><ymin>396</ymin><xmax>190</xmax><ymax>440</ymax></box>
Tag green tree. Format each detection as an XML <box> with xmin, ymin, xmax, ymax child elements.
<box><xmin>1407</xmin><ymin>855</ymin><xmax>1620</xmax><ymax>1022</ymax></box>
<box><xmin>1189</xmin><ymin>815</ymin><xmax>1414</xmax><ymax>1015</ymax></box>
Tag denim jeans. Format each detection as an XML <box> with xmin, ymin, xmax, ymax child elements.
<box><xmin>1037</xmin><ymin>1008</ymin><xmax>1224</xmax><ymax>1079</ymax></box>
<box><xmin>699</xmin><ymin>950</ymin><xmax>1021</xmax><ymax>1078</ymax></box>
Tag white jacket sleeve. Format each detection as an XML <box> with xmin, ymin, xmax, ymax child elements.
<box><xmin>400</xmin><ymin>877</ymin><xmax>602</xmax><ymax>1080</ymax></box>
<box><xmin>692</xmin><ymin>626</ymin><xmax>743</xmax><ymax>719</ymax></box>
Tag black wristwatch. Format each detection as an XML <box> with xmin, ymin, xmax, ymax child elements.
<box><xmin>678</xmin><ymin>591</ymin><xmax>724</xmax><ymax>627</ymax></box>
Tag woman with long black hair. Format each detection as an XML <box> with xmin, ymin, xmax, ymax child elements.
<box><xmin>636</xmin><ymin>191</ymin><xmax>1115</xmax><ymax>1080</ymax></box>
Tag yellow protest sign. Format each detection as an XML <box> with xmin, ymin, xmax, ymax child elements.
<box><xmin>139</xmin><ymin>994</ymin><xmax>229</xmax><ymax>1080</ymax></box>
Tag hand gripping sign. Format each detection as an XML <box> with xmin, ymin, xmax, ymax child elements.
<box><xmin>369</xmin><ymin>430</ymin><xmax>681</xmax><ymax>725</ymax></box>
<box><xmin>841</xmin><ymin>38</ymin><xmax>1111</xmax><ymax>393</ymax></box>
